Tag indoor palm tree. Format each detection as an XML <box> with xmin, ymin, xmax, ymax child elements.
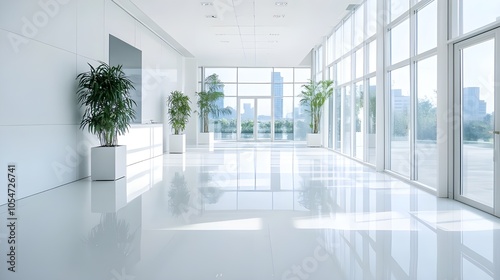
<box><xmin>76</xmin><ymin>62</ymin><xmax>136</xmax><ymax>146</ymax></box>
<box><xmin>299</xmin><ymin>79</ymin><xmax>334</xmax><ymax>134</ymax></box>
<box><xmin>76</xmin><ymin>62</ymin><xmax>136</xmax><ymax>180</ymax></box>
<box><xmin>167</xmin><ymin>90</ymin><xmax>191</xmax><ymax>153</ymax></box>
<box><xmin>196</xmin><ymin>73</ymin><xmax>231</xmax><ymax>133</ymax></box>
<box><xmin>167</xmin><ymin>90</ymin><xmax>192</xmax><ymax>135</ymax></box>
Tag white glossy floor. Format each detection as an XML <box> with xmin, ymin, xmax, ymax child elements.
<box><xmin>1</xmin><ymin>142</ymin><xmax>500</xmax><ymax>280</ymax></box>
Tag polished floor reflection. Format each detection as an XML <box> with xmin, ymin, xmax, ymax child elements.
<box><xmin>1</xmin><ymin>142</ymin><xmax>500</xmax><ymax>280</ymax></box>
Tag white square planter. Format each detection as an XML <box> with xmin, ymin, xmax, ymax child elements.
<box><xmin>91</xmin><ymin>145</ymin><xmax>127</xmax><ymax>181</ymax></box>
<box><xmin>198</xmin><ymin>132</ymin><xmax>214</xmax><ymax>145</ymax></box>
<box><xmin>307</xmin><ymin>133</ymin><xmax>322</xmax><ymax>147</ymax></box>
<box><xmin>90</xmin><ymin>177</ymin><xmax>127</xmax><ymax>213</ymax></box>
<box><xmin>169</xmin><ymin>134</ymin><xmax>186</xmax><ymax>153</ymax></box>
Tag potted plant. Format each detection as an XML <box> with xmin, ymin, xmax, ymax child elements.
<box><xmin>167</xmin><ymin>90</ymin><xmax>191</xmax><ymax>153</ymax></box>
<box><xmin>196</xmin><ymin>73</ymin><xmax>231</xmax><ymax>145</ymax></box>
<box><xmin>299</xmin><ymin>79</ymin><xmax>334</xmax><ymax>147</ymax></box>
<box><xmin>76</xmin><ymin>62</ymin><xmax>136</xmax><ymax>180</ymax></box>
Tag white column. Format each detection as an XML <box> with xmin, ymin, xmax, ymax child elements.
<box><xmin>375</xmin><ymin>0</ymin><xmax>386</xmax><ymax>172</ymax></box>
<box><xmin>182</xmin><ymin>57</ymin><xmax>199</xmax><ymax>146</ymax></box>
<box><xmin>436</xmin><ymin>0</ymin><xmax>450</xmax><ymax>197</ymax></box>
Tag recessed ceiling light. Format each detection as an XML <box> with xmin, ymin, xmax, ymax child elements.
<box><xmin>275</xmin><ymin>2</ymin><xmax>288</xmax><ymax>6</ymax></box>
<box><xmin>201</xmin><ymin>2</ymin><xmax>213</xmax><ymax>6</ymax></box>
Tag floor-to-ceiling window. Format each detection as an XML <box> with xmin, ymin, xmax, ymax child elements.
<box><xmin>200</xmin><ymin>67</ymin><xmax>311</xmax><ymax>141</ymax></box>
<box><xmin>385</xmin><ymin>0</ymin><xmax>438</xmax><ymax>190</ymax></box>
<box><xmin>319</xmin><ymin>0</ymin><xmax>437</xmax><ymax>190</ymax></box>
<box><xmin>451</xmin><ymin>0</ymin><xmax>500</xmax><ymax>217</ymax></box>
<box><xmin>327</xmin><ymin>0</ymin><xmax>377</xmax><ymax>165</ymax></box>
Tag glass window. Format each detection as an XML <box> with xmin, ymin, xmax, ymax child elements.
<box><xmin>354</xmin><ymin>82</ymin><xmax>364</xmax><ymax>160</ymax></box>
<box><xmin>389</xmin><ymin>0</ymin><xmax>409</xmax><ymax>22</ymax></box>
<box><xmin>460</xmin><ymin>39</ymin><xmax>495</xmax><ymax>207</ymax></box>
<box><xmin>389</xmin><ymin>66</ymin><xmax>410</xmax><ymax>177</ymax></box>
<box><xmin>343</xmin><ymin>86</ymin><xmax>352</xmax><ymax>155</ymax></box>
<box><xmin>205</xmin><ymin>68</ymin><xmax>237</xmax><ymax>83</ymax></box>
<box><xmin>273</xmin><ymin>68</ymin><xmax>294</xmax><ymax>83</ymax></box>
<box><xmin>238</xmin><ymin>68</ymin><xmax>273</xmax><ymax>83</ymax></box>
<box><xmin>201</xmin><ymin>67</ymin><xmax>312</xmax><ymax>142</ymax></box>
<box><xmin>317</xmin><ymin>46</ymin><xmax>324</xmax><ymax>73</ymax></box>
<box><xmin>277</xmin><ymin>84</ymin><xmax>294</xmax><ymax>97</ymax></box>
<box><xmin>215</xmin><ymin>83</ymin><xmax>236</xmax><ymax>97</ymax></box>
<box><xmin>343</xmin><ymin>17</ymin><xmax>352</xmax><ymax>55</ymax></box>
<box><xmin>271</xmin><ymin>79</ymin><xmax>290</xmax><ymax>98</ymax></box>
<box><xmin>366</xmin><ymin>0</ymin><xmax>377</xmax><ymax>37</ymax></box>
<box><xmin>274</xmin><ymin>97</ymin><xmax>294</xmax><ymax>140</ymax></box>
<box><xmin>417</xmin><ymin>1</ymin><xmax>437</xmax><ymax>54</ymax></box>
<box><xmin>327</xmin><ymin>35</ymin><xmax>334</xmax><ymax>64</ymax></box>
<box><xmin>335</xmin><ymin>28</ymin><xmax>343</xmax><ymax>58</ymax></box>
<box><xmin>344</xmin><ymin>55</ymin><xmax>352</xmax><ymax>84</ymax></box>
<box><xmin>368</xmin><ymin>40</ymin><xmax>377</xmax><ymax>73</ymax></box>
<box><xmin>336</xmin><ymin>60</ymin><xmax>343</xmax><ymax>85</ymax></box>
<box><xmin>460</xmin><ymin>0</ymin><xmax>500</xmax><ymax>35</ymax></box>
<box><xmin>367</xmin><ymin>77</ymin><xmax>376</xmax><ymax>165</ymax></box>
<box><xmin>294</xmin><ymin>84</ymin><xmax>306</xmax><ymax>97</ymax></box>
<box><xmin>354</xmin><ymin>4</ymin><xmax>365</xmax><ymax>47</ymax></box>
<box><xmin>335</xmin><ymin>88</ymin><xmax>342</xmax><ymax>151</ymax></box>
<box><xmin>355</xmin><ymin>48</ymin><xmax>364</xmax><ymax>79</ymax></box>
<box><xmin>294</xmin><ymin>68</ymin><xmax>311</xmax><ymax>82</ymax></box>
<box><xmin>213</xmin><ymin>97</ymin><xmax>237</xmax><ymax>140</ymax></box>
<box><xmin>415</xmin><ymin>56</ymin><xmax>437</xmax><ymax>189</ymax></box>
<box><xmin>294</xmin><ymin>97</ymin><xmax>309</xmax><ymax>141</ymax></box>
<box><xmin>390</xmin><ymin>19</ymin><xmax>410</xmax><ymax>65</ymax></box>
<box><xmin>238</xmin><ymin>84</ymin><xmax>271</xmax><ymax>96</ymax></box>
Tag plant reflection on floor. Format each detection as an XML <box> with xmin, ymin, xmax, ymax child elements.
<box><xmin>168</xmin><ymin>172</ymin><xmax>191</xmax><ymax>216</ymax></box>
<box><xmin>298</xmin><ymin>180</ymin><xmax>335</xmax><ymax>213</ymax></box>
<box><xmin>85</xmin><ymin>213</ymin><xmax>137</xmax><ymax>278</ymax></box>
<box><xmin>199</xmin><ymin>186</ymin><xmax>224</xmax><ymax>204</ymax></box>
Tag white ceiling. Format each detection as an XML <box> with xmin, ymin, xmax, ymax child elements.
<box><xmin>126</xmin><ymin>0</ymin><xmax>361</xmax><ymax>67</ymax></box>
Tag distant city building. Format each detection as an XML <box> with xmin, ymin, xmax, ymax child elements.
<box><xmin>463</xmin><ymin>87</ymin><xmax>487</xmax><ymax>121</ymax></box>
<box><xmin>241</xmin><ymin>103</ymin><xmax>254</xmax><ymax>120</ymax></box>
<box><xmin>391</xmin><ymin>89</ymin><xmax>410</xmax><ymax>113</ymax></box>
<box><xmin>272</xmin><ymin>72</ymin><xmax>284</xmax><ymax>119</ymax></box>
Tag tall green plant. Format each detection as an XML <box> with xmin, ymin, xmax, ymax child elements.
<box><xmin>167</xmin><ymin>90</ymin><xmax>191</xmax><ymax>135</ymax></box>
<box><xmin>299</xmin><ymin>79</ymin><xmax>334</xmax><ymax>134</ymax></box>
<box><xmin>76</xmin><ymin>62</ymin><xmax>136</xmax><ymax>146</ymax></box>
<box><xmin>196</xmin><ymin>73</ymin><xmax>231</xmax><ymax>133</ymax></box>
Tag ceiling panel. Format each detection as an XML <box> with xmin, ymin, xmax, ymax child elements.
<box><xmin>127</xmin><ymin>0</ymin><xmax>362</xmax><ymax>67</ymax></box>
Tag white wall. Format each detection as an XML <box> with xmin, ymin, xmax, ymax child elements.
<box><xmin>0</xmin><ymin>0</ymin><xmax>185</xmax><ymax>203</ymax></box>
<box><xmin>183</xmin><ymin>58</ymin><xmax>199</xmax><ymax>145</ymax></box>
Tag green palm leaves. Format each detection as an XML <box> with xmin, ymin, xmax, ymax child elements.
<box><xmin>299</xmin><ymin>80</ymin><xmax>334</xmax><ymax>134</ymax></box>
<box><xmin>76</xmin><ymin>62</ymin><xmax>136</xmax><ymax>146</ymax></box>
<box><xmin>196</xmin><ymin>73</ymin><xmax>231</xmax><ymax>133</ymax></box>
<box><xmin>167</xmin><ymin>90</ymin><xmax>192</xmax><ymax>135</ymax></box>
